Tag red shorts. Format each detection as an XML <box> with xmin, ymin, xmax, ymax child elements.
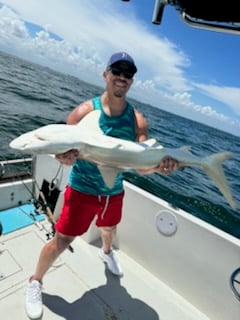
<box><xmin>55</xmin><ymin>185</ymin><xmax>124</xmax><ymax>236</ymax></box>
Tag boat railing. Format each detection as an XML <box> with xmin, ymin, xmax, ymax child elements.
<box><xmin>0</xmin><ymin>158</ymin><xmax>33</xmax><ymax>184</ymax></box>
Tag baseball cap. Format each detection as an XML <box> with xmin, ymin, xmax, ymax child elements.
<box><xmin>107</xmin><ymin>52</ymin><xmax>137</xmax><ymax>73</ymax></box>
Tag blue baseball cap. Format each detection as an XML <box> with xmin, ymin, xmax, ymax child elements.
<box><xmin>107</xmin><ymin>52</ymin><xmax>137</xmax><ymax>73</ymax></box>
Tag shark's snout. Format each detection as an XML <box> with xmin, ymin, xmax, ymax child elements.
<box><xmin>9</xmin><ymin>138</ymin><xmax>27</xmax><ymax>150</ymax></box>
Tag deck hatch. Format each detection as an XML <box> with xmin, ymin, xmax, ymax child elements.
<box><xmin>0</xmin><ymin>249</ymin><xmax>22</xmax><ymax>284</ymax></box>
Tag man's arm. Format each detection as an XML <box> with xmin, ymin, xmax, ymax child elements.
<box><xmin>134</xmin><ymin>109</ymin><xmax>148</xmax><ymax>143</ymax></box>
<box><xmin>67</xmin><ymin>100</ymin><xmax>93</xmax><ymax>124</ymax></box>
<box><xmin>134</xmin><ymin>109</ymin><xmax>179</xmax><ymax>175</ymax></box>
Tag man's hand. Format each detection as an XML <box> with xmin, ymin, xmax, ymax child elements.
<box><xmin>55</xmin><ymin>149</ymin><xmax>79</xmax><ymax>166</ymax></box>
<box><xmin>138</xmin><ymin>156</ymin><xmax>179</xmax><ymax>175</ymax></box>
<box><xmin>155</xmin><ymin>156</ymin><xmax>179</xmax><ymax>174</ymax></box>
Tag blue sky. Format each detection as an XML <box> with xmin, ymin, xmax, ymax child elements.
<box><xmin>0</xmin><ymin>0</ymin><xmax>240</xmax><ymax>136</ymax></box>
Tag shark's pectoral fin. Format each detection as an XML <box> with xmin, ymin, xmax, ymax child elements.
<box><xmin>98</xmin><ymin>166</ymin><xmax>121</xmax><ymax>188</ymax></box>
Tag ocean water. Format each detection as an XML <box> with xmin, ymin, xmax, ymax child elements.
<box><xmin>0</xmin><ymin>51</ymin><xmax>239</xmax><ymax>238</ymax></box>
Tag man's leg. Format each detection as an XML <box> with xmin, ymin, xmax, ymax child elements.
<box><xmin>25</xmin><ymin>232</ymin><xmax>75</xmax><ymax>319</ymax></box>
<box><xmin>31</xmin><ymin>232</ymin><xmax>75</xmax><ymax>281</ymax></box>
<box><xmin>100</xmin><ymin>226</ymin><xmax>116</xmax><ymax>254</ymax></box>
<box><xmin>99</xmin><ymin>226</ymin><xmax>123</xmax><ymax>276</ymax></box>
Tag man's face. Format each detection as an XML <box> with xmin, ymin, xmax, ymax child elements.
<box><xmin>104</xmin><ymin>62</ymin><xmax>135</xmax><ymax>98</ymax></box>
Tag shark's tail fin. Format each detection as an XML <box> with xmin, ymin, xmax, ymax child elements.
<box><xmin>202</xmin><ymin>152</ymin><xmax>236</xmax><ymax>210</ymax></box>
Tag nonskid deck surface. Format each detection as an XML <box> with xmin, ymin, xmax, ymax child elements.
<box><xmin>0</xmin><ymin>222</ymin><xmax>209</xmax><ymax>320</ymax></box>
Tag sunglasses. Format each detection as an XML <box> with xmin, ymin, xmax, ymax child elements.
<box><xmin>109</xmin><ymin>67</ymin><xmax>134</xmax><ymax>79</ymax></box>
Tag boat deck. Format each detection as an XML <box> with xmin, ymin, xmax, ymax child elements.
<box><xmin>0</xmin><ymin>220</ymin><xmax>210</xmax><ymax>320</ymax></box>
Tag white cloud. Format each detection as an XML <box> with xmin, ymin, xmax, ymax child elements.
<box><xmin>193</xmin><ymin>83</ymin><xmax>240</xmax><ymax>116</ymax></box>
<box><xmin>0</xmin><ymin>0</ymin><xmax>240</xmax><ymax>136</ymax></box>
<box><xmin>0</xmin><ymin>0</ymin><xmax>191</xmax><ymax>89</ymax></box>
<box><xmin>0</xmin><ymin>5</ymin><xmax>29</xmax><ymax>40</ymax></box>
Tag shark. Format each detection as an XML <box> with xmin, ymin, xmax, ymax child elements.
<box><xmin>10</xmin><ymin>110</ymin><xmax>236</xmax><ymax>210</ymax></box>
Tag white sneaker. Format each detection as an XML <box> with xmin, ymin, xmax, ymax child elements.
<box><xmin>99</xmin><ymin>248</ymin><xmax>123</xmax><ymax>276</ymax></box>
<box><xmin>25</xmin><ymin>280</ymin><xmax>43</xmax><ymax>319</ymax></box>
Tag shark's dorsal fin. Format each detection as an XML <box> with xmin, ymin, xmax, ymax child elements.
<box><xmin>76</xmin><ymin>110</ymin><xmax>102</xmax><ymax>135</ymax></box>
<box><xmin>97</xmin><ymin>166</ymin><xmax>120</xmax><ymax>188</ymax></box>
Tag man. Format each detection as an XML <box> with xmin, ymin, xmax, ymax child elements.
<box><xmin>25</xmin><ymin>52</ymin><xmax>178</xmax><ymax>319</ymax></box>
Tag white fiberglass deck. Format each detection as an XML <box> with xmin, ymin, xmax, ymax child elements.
<box><xmin>0</xmin><ymin>222</ymin><xmax>209</xmax><ymax>320</ymax></box>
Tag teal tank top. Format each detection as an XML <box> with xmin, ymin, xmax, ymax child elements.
<box><xmin>69</xmin><ymin>96</ymin><xmax>136</xmax><ymax>195</ymax></box>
